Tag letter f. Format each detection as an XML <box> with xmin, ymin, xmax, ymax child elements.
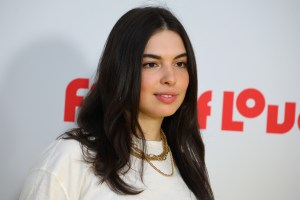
<box><xmin>64</xmin><ymin>78</ymin><xmax>89</xmax><ymax>122</ymax></box>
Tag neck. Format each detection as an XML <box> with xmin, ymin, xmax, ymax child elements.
<box><xmin>137</xmin><ymin>114</ymin><xmax>163</xmax><ymax>141</ymax></box>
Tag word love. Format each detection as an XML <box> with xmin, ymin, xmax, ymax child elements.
<box><xmin>64</xmin><ymin>78</ymin><xmax>299</xmax><ymax>134</ymax></box>
<box><xmin>198</xmin><ymin>89</ymin><xmax>299</xmax><ymax>134</ymax></box>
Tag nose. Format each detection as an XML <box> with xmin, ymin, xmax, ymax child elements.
<box><xmin>160</xmin><ymin>65</ymin><xmax>176</xmax><ymax>86</ymax></box>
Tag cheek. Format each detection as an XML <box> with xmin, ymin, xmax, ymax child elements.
<box><xmin>140</xmin><ymin>73</ymin><xmax>154</xmax><ymax>95</ymax></box>
<box><xmin>140</xmin><ymin>76</ymin><xmax>148</xmax><ymax>94</ymax></box>
<box><xmin>181</xmin><ymin>72</ymin><xmax>190</xmax><ymax>91</ymax></box>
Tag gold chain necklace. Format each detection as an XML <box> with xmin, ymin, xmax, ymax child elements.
<box><xmin>130</xmin><ymin>130</ymin><xmax>174</xmax><ymax>176</ymax></box>
<box><xmin>131</xmin><ymin>130</ymin><xmax>169</xmax><ymax>161</ymax></box>
<box><xmin>144</xmin><ymin>150</ymin><xmax>174</xmax><ymax>177</ymax></box>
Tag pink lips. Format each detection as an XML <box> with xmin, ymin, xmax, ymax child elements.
<box><xmin>154</xmin><ymin>93</ymin><xmax>178</xmax><ymax>104</ymax></box>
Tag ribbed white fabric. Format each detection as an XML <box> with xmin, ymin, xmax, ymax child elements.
<box><xmin>19</xmin><ymin>139</ymin><xmax>196</xmax><ymax>200</ymax></box>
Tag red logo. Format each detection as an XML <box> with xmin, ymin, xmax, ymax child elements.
<box><xmin>65</xmin><ymin>78</ymin><xmax>300</xmax><ymax>134</ymax></box>
<box><xmin>64</xmin><ymin>78</ymin><xmax>89</xmax><ymax>122</ymax></box>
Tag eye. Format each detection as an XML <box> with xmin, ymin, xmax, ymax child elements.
<box><xmin>142</xmin><ymin>62</ymin><xmax>158</xmax><ymax>68</ymax></box>
<box><xmin>175</xmin><ymin>61</ymin><xmax>187</xmax><ymax>68</ymax></box>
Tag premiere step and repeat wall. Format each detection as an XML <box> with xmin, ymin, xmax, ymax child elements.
<box><xmin>0</xmin><ymin>1</ymin><xmax>299</xmax><ymax>199</ymax></box>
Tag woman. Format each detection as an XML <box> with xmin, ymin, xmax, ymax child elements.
<box><xmin>20</xmin><ymin>6</ymin><xmax>214</xmax><ymax>200</ymax></box>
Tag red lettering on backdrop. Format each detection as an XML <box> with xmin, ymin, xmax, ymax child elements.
<box><xmin>197</xmin><ymin>91</ymin><xmax>212</xmax><ymax>129</ymax></box>
<box><xmin>222</xmin><ymin>88</ymin><xmax>267</xmax><ymax>132</ymax></box>
<box><xmin>64</xmin><ymin>78</ymin><xmax>89</xmax><ymax>122</ymax></box>
<box><xmin>266</xmin><ymin>103</ymin><xmax>296</xmax><ymax>134</ymax></box>
<box><xmin>63</xmin><ymin>78</ymin><xmax>299</xmax><ymax>133</ymax></box>
<box><xmin>222</xmin><ymin>91</ymin><xmax>243</xmax><ymax>131</ymax></box>
<box><xmin>236</xmin><ymin>88</ymin><xmax>265</xmax><ymax>118</ymax></box>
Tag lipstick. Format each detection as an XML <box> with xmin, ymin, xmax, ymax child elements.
<box><xmin>154</xmin><ymin>93</ymin><xmax>177</xmax><ymax>104</ymax></box>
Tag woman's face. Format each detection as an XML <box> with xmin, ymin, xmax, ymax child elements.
<box><xmin>139</xmin><ymin>30</ymin><xmax>189</xmax><ymax>120</ymax></box>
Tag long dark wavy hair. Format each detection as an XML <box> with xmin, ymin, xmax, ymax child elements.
<box><xmin>63</xmin><ymin>6</ymin><xmax>214</xmax><ymax>200</ymax></box>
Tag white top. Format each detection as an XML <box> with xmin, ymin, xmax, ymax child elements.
<box><xmin>19</xmin><ymin>138</ymin><xmax>196</xmax><ymax>200</ymax></box>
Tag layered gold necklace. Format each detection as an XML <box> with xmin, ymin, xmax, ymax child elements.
<box><xmin>130</xmin><ymin>130</ymin><xmax>174</xmax><ymax>177</ymax></box>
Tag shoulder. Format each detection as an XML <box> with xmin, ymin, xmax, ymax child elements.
<box><xmin>20</xmin><ymin>139</ymin><xmax>93</xmax><ymax>200</ymax></box>
<box><xmin>49</xmin><ymin>138</ymin><xmax>82</xmax><ymax>155</ymax></box>
<box><xmin>30</xmin><ymin>139</ymin><xmax>85</xmax><ymax>171</ymax></box>
<box><xmin>50</xmin><ymin>138</ymin><xmax>83</xmax><ymax>159</ymax></box>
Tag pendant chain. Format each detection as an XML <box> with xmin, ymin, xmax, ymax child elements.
<box><xmin>130</xmin><ymin>129</ymin><xmax>174</xmax><ymax>176</ymax></box>
<box><xmin>144</xmin><ymin>150</ymin><xmax>174</xmax><ymax>176</ymax></box>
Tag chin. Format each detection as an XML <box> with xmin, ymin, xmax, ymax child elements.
<box><xmin>160</xmin><ymin>109</ymin><xmax>179</xmax><ymax>117</ymax></box>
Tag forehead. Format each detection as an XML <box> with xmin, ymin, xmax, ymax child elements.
<box><xmin>143</xmin><ymin>30</ymin><xmax>186</xmax><ymax>55</ymax></box>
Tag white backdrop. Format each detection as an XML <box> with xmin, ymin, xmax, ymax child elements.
<box><xmin>0</xmin><ymin>0</ymin><xmax>299</xmax><ymax>199</ymax></box>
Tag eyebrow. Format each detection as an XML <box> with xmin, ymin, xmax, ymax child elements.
<box><xmin>143</xmin><ymin>53</ymin><xmax>187</xmax><ymax>60</ymax></box>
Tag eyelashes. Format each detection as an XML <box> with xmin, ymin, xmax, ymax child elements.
<box><xmin>142</xmin><ymin>61</ymin><xmax>187</xmax><ymax>68</ymax></box>
<box><xmin>175</xmin><ymin>61</ymin><xmax>187</xmax><ymax>68</ymax></box>
<box><xmin>142</xmin><ymin>62</ymin><xmax>158</xmax><ymax>68</ymax></box>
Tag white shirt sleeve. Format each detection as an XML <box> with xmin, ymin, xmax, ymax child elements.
<box><xmin>19</xmin><ymin>168</ymin><xmax>69</xmax><ymax>200</ymax></box>
<box><xmin>19</xmin><ymin>139</ymin><xmax>85</xmax><ymax>200</ymax></box>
